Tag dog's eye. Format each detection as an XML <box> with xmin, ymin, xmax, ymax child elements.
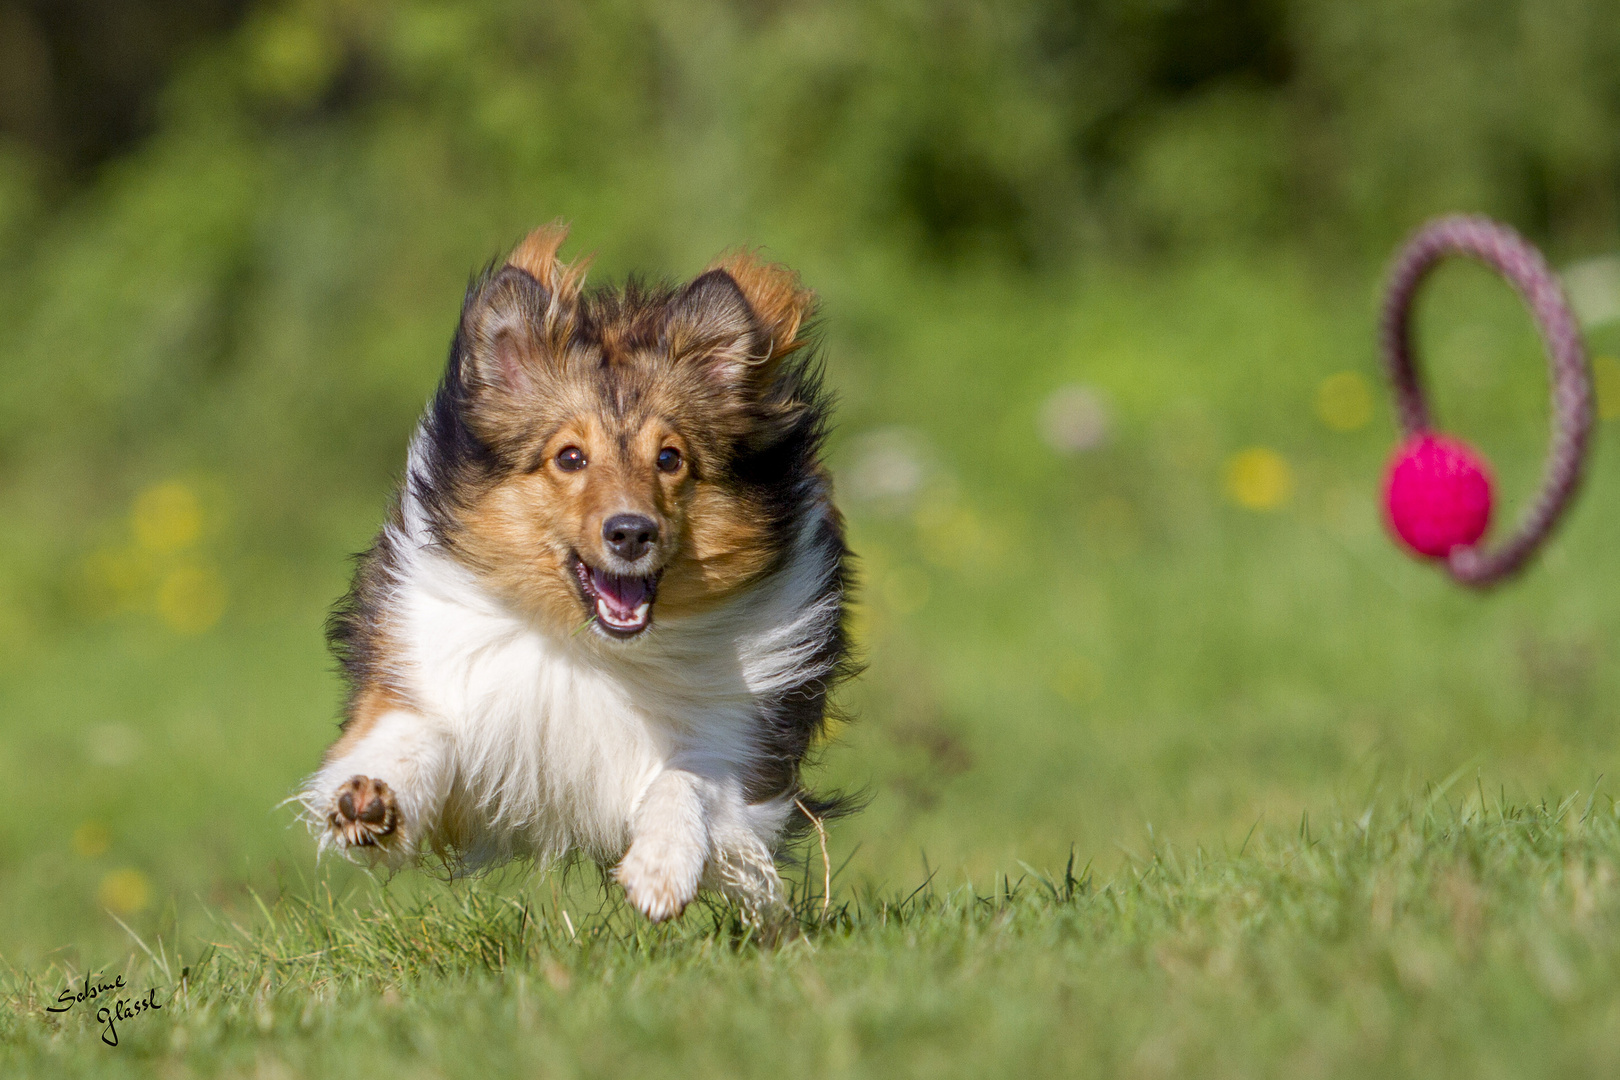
<box><xmin>656</xmin><ymin>447</ymin><xmax>683</xmax><ymax>473</ymax></box>
<box><xmin>556</xmin><ymin>446</ymin><xmax>587</xmax><ymax>472</ymax></box>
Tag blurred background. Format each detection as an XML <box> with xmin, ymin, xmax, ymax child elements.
<box><xmin>6</xmin><ymin>0</ymin><xmax>1620</xmax><ymax>965</ymax></box>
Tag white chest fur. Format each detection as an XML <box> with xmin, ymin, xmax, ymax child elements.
<box><xmin>360</xmin><ymin>500</ymin><xmax>842</xmax><ymax>870</ymax></box>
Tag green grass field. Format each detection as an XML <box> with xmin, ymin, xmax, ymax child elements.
<box><xmin>6</xmin><ymin>237</ymin><xmax>1620</xmax><ymax>1075</ymax></box>
<box><xmin>9</xmin><ymin>792</ymin><xmax>1620</xmax><ymax>1076</ymax></box>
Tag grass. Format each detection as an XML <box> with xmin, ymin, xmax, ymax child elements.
<box><xmin>8</xmin><ymin>789</ymin><xmax>1620</xmax><ymax>1076</ymax></box>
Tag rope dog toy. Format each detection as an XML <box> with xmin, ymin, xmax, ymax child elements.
<box><xmin>1380</xmin><ymin>215</ymin><xmax>1594</xmax><ymax>588</ymax></box>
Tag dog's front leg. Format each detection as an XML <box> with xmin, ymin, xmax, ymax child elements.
<box><xmin>301</xmin><ymin>707</ymin><xmax>452</xmax><ymax>867</ymax></box>
<box><xmin>616</xmin><ymin>769</ymin><xmax>710</xmax><ymax>922</ymax></box>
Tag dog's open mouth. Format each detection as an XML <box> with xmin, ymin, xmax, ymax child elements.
<box><xmin>572</xmin><ymin>556</ymin><xmax>659</xmax><ymax>638</ymax></box>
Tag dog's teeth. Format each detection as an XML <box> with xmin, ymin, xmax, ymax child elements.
<box><xmin>596</xmin><ymin>598</ymin><xmax>651</xmax><ymax>630</ymax></box>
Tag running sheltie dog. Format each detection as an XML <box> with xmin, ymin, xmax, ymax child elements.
<box><xmin>298</xmin><ymin>225</ymin><xmax>853</xmax><ymax>922</ymax></box>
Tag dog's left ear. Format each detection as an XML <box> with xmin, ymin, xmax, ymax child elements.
<box><xmin>667</xmin><ymin>252</ymin><xmax>816</xmax><ymax>388</ymax></box>
<box><xmin>665</xmin><ymin>270</ymin><xmax>767</xmax><ymax>388</ymax></box>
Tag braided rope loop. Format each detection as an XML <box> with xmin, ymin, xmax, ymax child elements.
<box><xmin>1381</xmin><ymin>215</ymin><xmax>1594</xmax><ymax>588</ymax></box>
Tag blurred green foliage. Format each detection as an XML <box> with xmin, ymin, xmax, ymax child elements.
<box><xmin>0</xmin><ymin>0</ymin><xmax>251</xmax><ymax>178</ymax></box>
<box><xmin>5</xmin><ymin>0</ymin><xmax>1620</xmax><ymax>535</ymax></box>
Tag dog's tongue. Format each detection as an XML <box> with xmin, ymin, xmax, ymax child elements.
<box><xmin>591</xmin><ymin>569</ymin><xmax>650</xmax><ymax>622</ymax></box>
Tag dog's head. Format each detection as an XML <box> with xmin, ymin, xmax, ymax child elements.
<box><xmin>433</xmin><ymin>224</ymin><xmax>822</xmax><ymax>640</ymax></box>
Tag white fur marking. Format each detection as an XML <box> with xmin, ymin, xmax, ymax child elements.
<box><xmin>298</xmin><ymin>453</ymin><xmax>838</xmax><ymax>915</ymax></box>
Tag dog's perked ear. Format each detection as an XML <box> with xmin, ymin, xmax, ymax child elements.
<box><xmin>664</xmin><ymin>270</ymin><xmax>768</xmax><ymax>389</ymax></box>
<box><xmin>462</xmin><ymin>221</ymin><xmax>593</xmax><ymax>396</ymax></box>
<box><xmin>462</xmin><ymin>266</ymin><xmax>552</xmax><ymax>397</ymax></box>
<box><xmin>503</xmin><ymin>221</ymin><xmax>591</xmax><ymax>347</ymax></box>
<box><xmin>708</xmin><ymin>250</ymin><xmax>816</xmax><ymax>360</ymax></box>
<box><xmin>667</xmin><ymin>252</ymin><xmax>817</xmax><ymax>390</ymax></box>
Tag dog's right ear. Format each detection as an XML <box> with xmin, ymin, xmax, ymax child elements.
<box><xmin>462</xmin><ymin>222</ymin><xmax>593</xmax><ymax>394</ymax></box>
<box><xmin>462</xmin><ymin>266</ymin><xmax>552</xmax><ymax>396</ymax></box>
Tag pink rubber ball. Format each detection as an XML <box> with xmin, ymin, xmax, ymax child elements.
<box><xmin>1383</xmin><ymin>434</ymin><xmax>1494</xmax><ymax>558</ymax></box>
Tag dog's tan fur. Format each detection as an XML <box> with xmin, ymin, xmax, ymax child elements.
<box><xmin>437</xmin><ymin>227</ymin><xmax>820</xmax><ymax>629</ymax></box>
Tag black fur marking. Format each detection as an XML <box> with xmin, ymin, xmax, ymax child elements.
<box><xmin>325</xmin><ymin>504</ymin><xmax>405</xmax><ymax>720</ymax></box>
<box><xmin>707</xmin><ymin>333</ymin><xmax>861</xmax><ymax>826</ymax></box>
<box><xmin>739</xmin><ymin>487</ymin><xmax>864</xmax><ymax>830</ymax></box>
<box><xmin>413</xmin><ymin>324</ymin><xmax>503</xmax><ymax>545</ymax></box>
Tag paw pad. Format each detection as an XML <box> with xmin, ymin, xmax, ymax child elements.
<box><xmin>328</xmin><ymin>775</ymin><xmax>398</xmax><ymax>848</ymax></box>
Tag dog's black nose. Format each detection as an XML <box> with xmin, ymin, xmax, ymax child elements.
<box><xmin>603</xmin><ymin>514</ymin><xmax>658</xmax><ymax>562</ymax></box>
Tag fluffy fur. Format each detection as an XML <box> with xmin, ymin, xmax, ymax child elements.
<box><xmin>298</xmin><ymin>223</ymin><xmax>854</xmax><ymax>922</ymax></box>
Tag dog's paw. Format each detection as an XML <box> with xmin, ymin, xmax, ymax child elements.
<box><xmin>615</xmin><ymin>836</ymin><xmax>703</xmax><ymax>922</ymax></box>
<box><xmin>326</xmin><ymin>774</ymin><xmax>400</xmax><ymax>849</ymax></box>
